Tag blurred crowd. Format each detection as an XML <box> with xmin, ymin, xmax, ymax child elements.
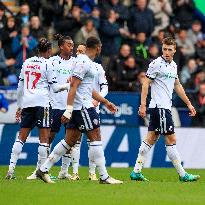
<box><xmin>0</xmin><ymin>0</ymin><xmax>204</xmax><ymax>126</ymax></box>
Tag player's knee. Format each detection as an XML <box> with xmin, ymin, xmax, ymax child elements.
<box><xmin>165</xmin><ymin>135</ymin><xmax>176</xmax><ymax>145</ymax></box>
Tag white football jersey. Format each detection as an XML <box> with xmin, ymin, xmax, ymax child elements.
<box><xmin>49</xmin><ymin>55</ymin><xmax>75</xmax><ymax>110</ymax></box>
<box><xmin>72</xmin><ymin>54</ymin><xmax>97</xmax><ymax>110</ymax></box>
<box><xmin>18</xmin><ymin>56</ymin><xmax>58</xmax><ymax>108</ymax></box>
<box><xmin>146</xmin><ymin>56</ymin><xmax>178</xmax><ymax>110</ymax></box>
<box><xmin>93</xmin><ymin>62</ymin><xmax>108</xmax><ymax>113</ymax></box>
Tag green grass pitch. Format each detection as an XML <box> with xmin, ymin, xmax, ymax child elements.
<box><xmin>0</xmin><ymin>166</ymin><xmax>205</xmax><ymax>205</ymax></box>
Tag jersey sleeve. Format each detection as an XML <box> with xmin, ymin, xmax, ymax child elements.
<box><xmin>17</xmin><ymin>66</ymin><xmax>24</xmax><ymax>108</ymax></box>
<box><xmin>146</xmin><ymin>60</ymin><xmax>158</xmax><ymax>80</ymax></box>
<box><xmin>98</xmin><ymin>66</ymin><xmax>108</xmax><ymax>97</ymax></box>
<box><xmin>72</xmin><ymin>60</ymin><xmax>88</xmax><ymax>81</ymax></box>
<box><xmin>46</xmin><ymin>61</ymin><xmax>57</xmax><ymax>85</ymax></box>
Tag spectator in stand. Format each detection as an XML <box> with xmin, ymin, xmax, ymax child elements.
<box><xmin>100</xmin><ymin>9</ymin><xmax>130</xmax><ymax>69</ymax></box>
<box><xmin>0</xmin><ymin>5</ymin><xmax>7</xmax><ymax>30</ymax></box>
<box><xmin>135</xmin><ymin>70</ymin><xmax>146</xmax><ymax>92</ymax></box>
<box><xmin>0</xmin><ymin>40</ymin><xmax>16</xmax><ymax>85</ymax></box>
<box><xmin>0</xmin><ymin>93</ymin><xmax>8</xmax><ymax>113</ymax></box>
<box><xmin>12</xmin><ymin>25</ymin><xmax>38</xmax><ymax>76</ymax></box>
<box><xmin>30</xmin><ymin>16</ymin><xmax>47</xmax><ymax>40</ymax></box>
<box><xmin>15</xmin><ymin>3</ymin><xmax>32</xmax><ymax>26</ymax></box>
<box><xmin>55</xmin><ymin>5</ymin><xmax>85</xmax><ymax>38</ymax></box>
<box><xmin>99</xmin><ymin>0</ymin><xmax>129</xmax><ymax>27</ymax></box>
<box><xmin>185</xmin><ymin>69</ymin><xmax>205</xmax><ymax>90</ymax></box>
<box><xmin>18</xmin><ymin>0</ymin><xmax>41</xmax><ymax>16</ymax></box>
<box><xmin>191</xmin><ymin>80</ymin><xmax>205</xmax><ymax>127</ymax></box>
<box><xmin>148</xmin><ymin>0</ymin><xmax>172</xmax><ymax>37</ymax></box>
<box><xmin>0</xmin><ymin>16</ymin><xmax>18</xmax><ymax>58</ymax></box>
<box><xmin>176</xmin><ymin>29</ymin><xmax>195</xmax><ymax>58</ymax></box>
<box><xmin>115</xmin><ymin>55</ymin><xmax>140</xmax><ymax>91</ymax></box>
<box><xmin>128</xmin><ymin>0</ymin><xmax>154</xmax><ymax>37</ymax></box>
<box><xmin>187</xmin><ymin>20</ymin><xmax>203</xmax><ymax>45</ymax></box>
<box><xmin>41</xmin><ymin>0</ymin><xmax>56</xmax><ymax>27</ymax></box>
<box><xmin>74</xmin><ymin>0</ymin><xmax>96</xmax><ymax>14</ymax></box>
<box><xmin>152</xmin><ymin>29</ymin><xmax>165</xmax><ymax>50</ymax></box>
<box><xmin>107</xmin><ymin>43</ymin><xmax>131</xmax><ymax>90</ymax></box>
<box><xmin>147</xmin><ymin>43</ymin><xmax>159</xmax><ymax>63</ymax></box>
<box><xmin>74</xmin><ymin>19</ymin><xmax>99</xmax><ymax>45</ymax></box>
<box><xmin>90</xmin><ymin>7</ymin><xmax>100</xmax><ymax>29</ymax></box>
<box><xmin>172</xmin><ymin>0</ymin><xmax>195</xmax><ymax>29</ymax></box>
<box><xmin>180</xmin><ymin>58</ymin><xmax>198</xmax><ymax>85</ymax></box>
<box><xmin>132</xmin><ymin>32</ymin><xmax>149</xmax><ymax>69</ymax></box>
<box><xmin>195</xmin><ymin>35</ymin><xmax>205</xmax><ymax>64</ymax></box>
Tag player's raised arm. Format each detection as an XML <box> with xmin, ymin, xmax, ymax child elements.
<box><xmin>174</xmin><ymin>78</ymin><xmax>196</xmax><ymax>116</ymax></box>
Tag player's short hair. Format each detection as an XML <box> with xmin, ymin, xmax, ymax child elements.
<box><xmin>54</xmin><ymin>34</ymin><xmax>72</xmax><ymax>47</ymax></box>
<box><xmin>162</xmin><ymin>37</ymin><xmax>176</xmax><ymax>48</ymax></box>
<box><xmin>86</xmin><ymin>36</ymin><xmax>101</xmax><ymax>49</ymax></box>
<box><xmin>37</xmin><ymin>38</ymin><xmax>52</xmax><ymax>52</ymax></box>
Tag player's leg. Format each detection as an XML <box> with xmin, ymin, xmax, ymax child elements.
<box><xmin>130</xmin><ymin>131</ymin><xmax>159</xmax><ymax>181</ymax></box>
<box><xmin>58</xmin><ymin>150</ymin><xmax>71</xmax><ymax>179</ymax></box>
<box><xmin>165</xmin><ymin>134</ymin><xmax>200</xmax><ymax>182</ymax></box>
<box><xmin>27</xmin><ymin>107</ymin><xmax>53</xmax><ymax>180</ymax></box>
<box><xmin>6</xmin><ymin>128</ymin><xmax>31</xmax><ymax>179</ymax></box>
<box><xmin>87</xmin><ymin>138</ymin><xmax>98</xmax><ymax>180</ymax></box>
<box><xmin>70</xmin><ymin>139</ymin><xmax>81</xmax><ymax>180</ymax></box>
<box><xmin>37</xmin><ymin>128</ymin><xmax>80</xmax><ymax>183</ymax></box>
<box><xmin>6</xmin><ymin>107</ymin><xmax>35</xmax><ymax>179</ymax></box>
<box><xmin>87</xmin><ymin>128</ymin><xmax>122</xmax><ymax>184</ymax></box>
<box><xmin>131</xmin><ymin>107</ymin><xmax>161</xmax><ymax>181</ymax></box>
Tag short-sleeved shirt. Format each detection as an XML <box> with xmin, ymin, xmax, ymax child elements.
<box><xmin>19</xmin><ymin>56</ymin><xmax>57</xmax><ymax>108</ymax></box>
<box><xmin>49</xmin><ymin>55</ymin><xmax>75</xmax><ymax>110</ymax></box>
<box><xmin>72</xmin><ymin>54</ymin><xmax>96</xmax><ymax>110</ymax></box>
<box><xmin>93</xmin><ymin>62</ymin><xmax>108</xmax><ymax>113</ymax></box>
<box><xmin>146</xmin><ymin>56</ymin><xmax>178</xmax><ymax>111</ymax></box>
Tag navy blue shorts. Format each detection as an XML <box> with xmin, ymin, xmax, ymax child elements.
<box><xmin>20</xmin><ymin>106</ymin><xmax>52</xmax><ymax>129</ymax></box>
<box><xmin>148</xmin><ymin>107</ymin><xmax>175</xmax><ymax>135</ymax></box>
<box><xmin>66</xmin><ymin>107</ymin><xmax>100</xmax><ymax>133</ymax></box>
<box><xmin>51</xmin><ymin>109</ymin><xmax>65</xmax><ymax>133</ymax></box>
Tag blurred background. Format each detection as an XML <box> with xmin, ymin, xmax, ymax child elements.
<box><xmin>0</xmin><ymin>0</ymin><xmax>205</xmax><ymax>169</ymax></box>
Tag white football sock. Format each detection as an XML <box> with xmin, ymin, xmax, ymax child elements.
<box><xmin>40</xmin><ymin>139</ymin><xmax>71</xmax><ymax>173</ymax></box>
<box><xmin>89</xmin><ymin>141</ymin><xmax>108</xmax><ymax>180</ymax></box>
<box><xmin>61</xmin><ymin>153</ymin><xmax>71</xmax><ymax>172</ymax></box>
<box><xmin>166</xmin><ymin>144</ymin><xmax>186</xmax><ymax>177</ymax></box>
<box><xmin>9</xmin><ymin>139</ymin><xmax>24</xmax><ymax>173</ymax></box>
<box><xmin>71</xmin><ymin>141</ymin><xmax>81</xmax><ymax>174</ymax></box>
<box><xmin>36</xmin><ymin>143</ymin><xmax>49</xmax><ymax>170</ymax></box>
<box><xmin>134</xmin><ymin>141</ymin><xmax>152</xmax><ymax>173</ymax></box>
<box><xmin>87</xmin><ymin>139</ymin><xmax>96</xmax><ymax>174</ymax></box>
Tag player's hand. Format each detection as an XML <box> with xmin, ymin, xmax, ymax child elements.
<box><xmin>105</xmin><ymin>101</ymin><xmax>117</xmax><ymax>114</ymax></box>
<box><xmin>92</xmin><ymin>100</ymin><xmax>99</xmax><ymax>107</ymax></box>
<box><xmin>61</xmin><ymin>105</ymin><xmax>73</xmax><ymax>123</ymax></box>
<box><xmin>61</xmin><ymin>115</ymin><xmax>69</xmax><ymax>124</ymax></box>
<box><xmin>67</xmin><ymin>76</ymin><xmax>72</xmax><ymax>83</ymax></box>
<box><xmin>138</xmin><ymin>104</ymin><xmax>146</xmax><ymax>118</ymax></box>
<box><xmin>187</xmin><ymin>103</ymin><xmax>196</xmax><ymax>117</ymax></box>
<box><xmin>15</xmin><ymin>108</ymin><xmax>22</xmax><ymax>122</ymax></box>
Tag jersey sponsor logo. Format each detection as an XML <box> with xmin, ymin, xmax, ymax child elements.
<box><xmin>161</xmin><ymin>72</ymin><xmax>177</xmax><ymax>79</ymax></box>
<box><xmin>57</xmin><ymin>68</ymin><xmax>72</xmax><ymax>75</ymax></box>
